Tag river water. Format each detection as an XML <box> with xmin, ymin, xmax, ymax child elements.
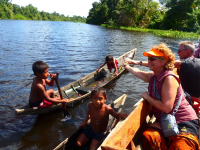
<box><xmin>0</xmin><ymin>20</ymin><xmax>197</xmax><ymax>150</ymax></box>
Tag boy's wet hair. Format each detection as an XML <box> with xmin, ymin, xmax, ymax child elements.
<box><xmin>32</xmin><ymin>61</ymin><xmax>49</xmax><ymax>75</ymax></box>
<box><xmin>91</xmin><ymin>87</ymin><xmax>107</xmax><ymax>98</ymax></box>
<box><xmin>105</xmin><ymin>55</ymin><xmax>113</xmax><ymax>63</ymax></box>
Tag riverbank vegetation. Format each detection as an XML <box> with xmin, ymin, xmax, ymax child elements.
<box><xmin>101</xmin><ymin>24</ymin><xmax>200</xmax><ymax>39</ymax></box>
<box><xmin>0</xmin><ymin>0</ymin><xmax>200</xmax><ymax>39</ymax></box>
<box><xmin>0</xmin><ymin>0</ymin><xmax>86</xmax><ymax>22</ymax></box>
<box><xmin>87</xmin><ymin>0</ymin><xmax>200</xmax><ymax>39</ymax></box>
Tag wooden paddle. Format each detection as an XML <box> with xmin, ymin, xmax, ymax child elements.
<box><xmin>54</xmin><ymin>73</ymin><xmax>70</xmax><ymax>117</ymax></box>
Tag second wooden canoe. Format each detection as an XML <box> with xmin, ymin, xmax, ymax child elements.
<box><xmin>15</xmin><ymin>49</ymin><xmax>136</xmax><ymax>115</ymax></box>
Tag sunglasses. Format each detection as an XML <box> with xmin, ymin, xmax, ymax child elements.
<box><xmin>148</xmin><ymin>56</ymin><xmax>164</xmax><ymax>61</ymax></box>
<box><xmin>178</xmin><ymin>49</ymin><xmax>187</xmax><ymax>53</ymax></box>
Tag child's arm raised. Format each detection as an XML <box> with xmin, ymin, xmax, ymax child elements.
<box><xmin>46</xmin><ymin>73</ymin><xmax>56</xmax><ymax>86</ymax></box>
<box><xmin>37</xmin><ymin>83</ymin><xmax>68</xmax><ymax>103</ymax></box>
<box><xmin>96</xmin><ymin>62</ymin><xmax>106</xmax><ymax>72</ymax></box>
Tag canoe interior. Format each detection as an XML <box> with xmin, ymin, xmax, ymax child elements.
<box><xmin>54</xmin><ymin>94</ymin><xmax>127</xmax><ymax>150</ymax></box>
<box><xmin>54</xmin><ymin>48</ymin><xmax>136</xmax><ymax>100</ymax></box>
<box><xmin>15</xmin><ymin>49</ymin><xmax>136</xmax><ymax>115</ymax></box>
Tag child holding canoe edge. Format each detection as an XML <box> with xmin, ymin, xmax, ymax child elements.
<box><xmin>76</xmin><ymin>87</ymin><xmax>128</xmax><ymax>149</ymax></box>
<box><xmin>96</xmin><ymin>55</ymin><xmax>119</xmax><ymax>76</ymax></box>
<box><xmin>29</xmin><ymin>61</ymin><xmax>69</xmax><ymax>108</ymax></box>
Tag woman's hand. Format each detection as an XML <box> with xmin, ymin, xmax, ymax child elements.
<box><xmin>142</xmin><ymin>91</ymin><xmax>150</xmax><ymax>100</ymax></box>
<box><xmin>125</xmin><ymin>60</ymin><xmax>140</xmax><ymax>65</ymax></box>
<box><xmin>122</xmin><ymin>63</ymin><xmax>129</xmax><ymax>70</ymax></box>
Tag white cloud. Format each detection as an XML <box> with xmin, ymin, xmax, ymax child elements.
<box><xmin>12</xmin><ymin>0</ymin><xmax>99</xmax><ymax>17</ymax></box>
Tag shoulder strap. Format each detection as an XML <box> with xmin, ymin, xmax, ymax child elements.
<box><xmin>153</xmin><ymin>78</ymin><xmax>183</xmax><ymax>115</ymax></box>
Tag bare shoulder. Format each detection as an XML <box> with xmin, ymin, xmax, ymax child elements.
<box><xmin>104</xmin><ymin>104</ymin><xmax>113</xmax><ymax>112</ymax></box>
<box><xmin>33</xmin><ymin>80</ymin><xmax>45</xmax><ymax>92</ymax></box>
<box><xmin>165</xmin><ymin>75</ymin><xmax>178</xmax><ymax>82</ymax></box>
<box><xmin>164</xmin><ymin>75</ymin><xmax>179</xmax><ymax>87</ymax></box>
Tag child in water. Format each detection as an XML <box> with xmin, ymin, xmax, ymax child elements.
<box><xmin>96</xmin><ymin>55</ymin><xmax>119</xmax><ymax>76</ymax></box>
<box><xmin>29</xmin><ymin>61</ymin><xmax>68</xmax><ymax>108</ymax></box>
<box><xmin>76</xmin><ymin>87</ymin><xmax>128</xmax><ymax>149</ymax></box>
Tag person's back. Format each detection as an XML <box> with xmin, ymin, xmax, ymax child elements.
<box><xmin>179</xmin><ymin>57</ymin><xmax>200</xmax><ymax>97</ymax></box>
<box><xmin>29</xmin><ymin>76</ymin><xmax>47</xmax><ymax>104</ymax></box>
<box><xmin>176</xmin><ymin>41</ymin><xmax>200</xmax><ymax>98</ymax></box>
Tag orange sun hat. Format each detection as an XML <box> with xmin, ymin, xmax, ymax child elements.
<box><xmin>143</xmin><ymin>49</ymin><xmax>169</xmax><ymax>60</ymax></box>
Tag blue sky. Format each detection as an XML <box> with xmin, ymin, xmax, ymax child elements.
<box><xmin>12</xmin><ymin>0</ymin><xmax>98</xmax><ymax>17</ymax></box>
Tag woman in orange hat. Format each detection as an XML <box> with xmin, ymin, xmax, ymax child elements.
<box><xmin>124</xmin><ymin>43</ymin><xmax>199</xmax><ymax>150</ymax></box>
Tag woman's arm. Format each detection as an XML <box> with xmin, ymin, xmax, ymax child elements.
<box><xmin>125</xmin><ymin>65</ymin><xmax>152</xmax><ymax>83</ymax></box>
<box><xmin>125</xmin><ymin>60</ymin><xmax>149</xmax><ymax>67</ymax></box>
<box><xmin>142</xmin><ymin>76</ymin><xmax>179</xmax><ymax>113</ymax></box>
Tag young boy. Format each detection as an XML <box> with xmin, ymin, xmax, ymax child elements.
<box><xmin>96</xmin><ymin>55</ymin><xmax>119</xmax><ymax>76</ymax></box>
<box><xmin>29</xmin><ymin>61</ymin><xmax>68</xmax><ymax>108</ymax></box>
<box><xmin>76</xmin><ymin>87</ymin><xmax>128</xmax><ymax>149</ymax></box>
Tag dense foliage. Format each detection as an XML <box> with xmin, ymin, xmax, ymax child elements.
<box><xmin>87</xmin><ymin>0</ymin><xmax>200</xmax><ymax>33</ymax></box>
<box><xmin>0</xmin><ymin>0</ymin><xmax>86</xmax><ymax>22</ymax></box>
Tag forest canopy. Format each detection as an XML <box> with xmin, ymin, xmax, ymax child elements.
<box><xmin>1</xmin><ymin>0</ymin><xmax>200</xmax><ymax>33</ymax></box>
<box><xmin>0</xmin><ymin>0</ymin><xmax>86</xmax><ymax>22</ymax></box>
<box><xmin>86</xmin><ymin>0</ymin><xmax>200</xmax><ymax>33</ymax></box>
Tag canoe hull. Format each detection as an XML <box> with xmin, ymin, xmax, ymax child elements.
<box><xmin>99</xmin><ymin>99</ymin><xmax>153</xmax><ymax>150</ymax></box>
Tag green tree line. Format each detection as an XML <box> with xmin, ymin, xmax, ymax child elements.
<box><xmin>0</xmin><ymin>0</ymin><xmax>86</xmax><ymax>22</ymax></box>
<box><xmin>86</xmin><ymin>0</ymin><xmax>200</xmax><ymax>33</ymax></box>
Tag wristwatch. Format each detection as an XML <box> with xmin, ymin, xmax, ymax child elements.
<box><xmin>140</xmin><ymin>60</ymin><xmax>143</xmax><ymax>66</ymax></box>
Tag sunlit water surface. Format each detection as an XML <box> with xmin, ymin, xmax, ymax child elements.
<box><xmin>0</xmin><ymin>20</ymin><xmax>197</xmax><ymax>149</ymax></box>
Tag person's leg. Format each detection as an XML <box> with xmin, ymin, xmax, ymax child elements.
<box><xmin>142</xmin><ymin>127</ymin><xmax>167</xmax><ymax>150</ymax></box>
<box><xmin>168</xmin><ymin>132</ymin><xmax>199</xmax><ymax>150</ymax></box>
<box><xmin>90</xmin><ymin>139</ymin><xmax>99</xmax><ymax>150</ymax></box>
<box><xmin>46</xmin><ymin>89</ymin><xmax>55</xmax><ymax>98</ymax></box>
<box><xmin>76</xmin><ymin>133</ymin><xmax>89</xmax><ymax>147</ymax></box>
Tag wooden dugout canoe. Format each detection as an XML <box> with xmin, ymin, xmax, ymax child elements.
<box><xmin>15</xmin><ymin>49</ymin><xmax>136</xmax><ymax>115</ymax></box>
<box><xmin>53</xmin><ymin>94</ymin><xmax>127</xmax><ymax>150</ymax></box>
<box><xmin>98</xmin><ymin>98</ymin><xmax>153</xmax><ymax>150</ymax></box>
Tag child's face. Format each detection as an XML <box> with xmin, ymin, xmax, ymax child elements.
<box><xmin>38</xmin><ymin>68</ymin><xmax>49</xmax><ymax>79</ymax></box>
<box><xmin>91</xmin><ymin>92</ymin><xmax>106</xmax><ymax>109</ymax></box>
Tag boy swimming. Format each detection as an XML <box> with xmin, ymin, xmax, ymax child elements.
<box><xmin>76</xmin><ymin>87</ymin><xmax>128</xmax><ymax>149</ymax></box>
<box><xmin>29</xmin><ymin>61</ymin><xmax>68</xmax><ymax>108</ymax></box>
